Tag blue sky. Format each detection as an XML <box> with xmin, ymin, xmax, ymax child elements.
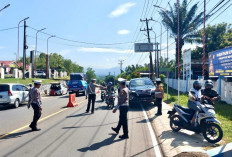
<box><xmin>0</xmin><ymin>0</ymin><xmax>231</xmax><ymax>71</ymax></box>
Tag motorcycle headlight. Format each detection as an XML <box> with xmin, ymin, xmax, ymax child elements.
<box><xmin>208</xmin><ymin>109</ymin><xmax>216</xmax><ymax>117</ymax></box>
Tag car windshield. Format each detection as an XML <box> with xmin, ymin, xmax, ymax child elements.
<box><xmin>0</xmin><ymin>85</ymin><xmax>9</xmax><ymax>92</ymax></box>
<box><xmin>130</xmin><ymin>79</ymin><xmax>153</xmax><ymax>88</ymax></box>
<box><xmin>51</xmin><ymin>84</ymin><xmax>61</xmax><ymax>90</ymax></box>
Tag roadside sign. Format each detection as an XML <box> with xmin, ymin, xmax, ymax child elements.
<box><xmin>209</xmin><ymin>46</ymin><xmax>232</xmax><ymax>77</ymax></box>
<box><xmin>134</xmin><ymin>43</ymin><xmax>153</xmax><ymax>52</ymax></box>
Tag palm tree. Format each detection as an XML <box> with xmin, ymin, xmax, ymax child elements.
<box><xmin>159</xmin><ymin>0</ymin><xmax>204</xmax><ymax>64</ymax></box>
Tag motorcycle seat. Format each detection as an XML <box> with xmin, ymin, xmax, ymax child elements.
<box><xmin>176</xmin><ymin>104</ymin><xmax>195</xmax><ymax>116</ymax></box>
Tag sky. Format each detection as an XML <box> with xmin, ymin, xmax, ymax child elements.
<box><xmin>0</xmin><ymin>0</ymin><xmax>231</xmax><ymax>72</ymax></box>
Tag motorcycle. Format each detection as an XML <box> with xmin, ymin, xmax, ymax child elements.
<box><xmin>106</xmin><ymin>92</ymin><xmax>115</xmax><ymax>109</ymax></box>
<box><xmin>101</xmin><ymin>90</ymin><xmax>106</xmax><ymax>102</ymax></box>
<box><xmin>167</xmin><ymin>98</ymin><xmax>223</xmax><ymax>143</ymax></box>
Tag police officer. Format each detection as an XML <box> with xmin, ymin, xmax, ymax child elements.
<box><xmin>154</xmin><ymin>78</ymin><xmax>164</xmax><ymax>116</ymax></box>
<box><xmin>86</xmin><ymin>79</ymin><xmax>104</xmax><ymax>114</ymax></box>
<box><xmin>111</xmin><ymin>78</ymin><xmax>129</xmax><ymax>139</ymax></box>
<box><xmin>201</xmin><ymin>80</ymin><xmax>220</xmax><ymax>105</ymax></box>
<box><xmin>28</xmin><ymin>80</ymin><xmax>42</xmax><ymax>131</ymax></box>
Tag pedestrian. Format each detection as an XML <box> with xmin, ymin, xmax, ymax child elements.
<box><xmin>86</xmin><ymin>78</ymin><xmax>104</xmax><ymax>114</ymax></box>
<box><xmin>28</xmin><ymin>80</ymin><xmax>42</xmax><ymax>131</ymax></box>
<box><xmin>111</xmin><ymin>78</ymin><xmax>129</xmax><ymax>139</ymax></box>
<box><xmin>155</xmin><ymin>78</ymin><xmax>164</xmax><ymax>116</ymax></box>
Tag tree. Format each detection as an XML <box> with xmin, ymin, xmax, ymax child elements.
<box><xmin>191</xmin><ymin>23</ymin><xmax>232</xmax><ymax>59</ymax></box>
<box><xmin>105</xmin><ymin>75</ymin><xmax>116</xmax><ymax>84</ymax></box>
<box><xmin>159</xmin><ymin>0</ymin><xmax>205</xmax><ymax>64</ymax></box>
<box><xmin>86</xmin><ymin>67</ymin><xmax>96</xmax><ymax>83</ymax></box>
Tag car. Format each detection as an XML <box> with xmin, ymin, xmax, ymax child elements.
<box><xmin>68</xmin><ymin>73</ymin><xmax>87</xmax><ymax>96</ymax></box>
<box><xmin>49</xmin><ymin>82</ymin><xmax>68</xmax><ymax>96</ymax></box>
<box><xmin>126</xmin><ymin>81</ymin><xmax>130</xmax><ymax>88</ymax></box>
<box><xmin>35</xmin><ymin>71</ymin><xmax>46</xmax><ymax>78</ymax></box>
<box><xmin>0</xmin><ymin>83</ymin><xmax>30</xmax><ymax>108</ymax></box>
<box><xmin>128</xmin><ymin>78</ymin><xmax>156</xmax><ymax>107</ymax></box>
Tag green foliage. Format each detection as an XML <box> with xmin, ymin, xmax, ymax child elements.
<box><xmin>21</xmin><ymin>52</ymin><xmax>84</xmax><ymax>74</ymax></box>
<box><xmin>86</xmin><ymin>67</ymin><xmax>96</xmax><ymax>83</ymax></box>
<box><xmin>117</xmin><ymin>64</ymin><xmax>149</xmax><ymax>80</ymax></box>
<box><xmin>159</xmin><ymin>0</ymin><xmax>204</xmax><ymax>63</ymax></box>
<box><xmin>159</xmin><ymin>74</ymin><xmax>166</xmax><ymax>83</ymax></box>
<box><xmin>104</xmin><ymin>75</ymin><xmax>116</xmax><ymax>84</ymax></box>
<box><xmin>159</xmin><ymin>56</ymin><xmax>175</xmax><ymax>72</ymax></box>
<box><xmin>191</xmin><ymin>23</ymin><xmax>232</xmax><ymax>60</ymax></box>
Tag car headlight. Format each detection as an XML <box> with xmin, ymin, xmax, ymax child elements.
<box><xmin>131</xmin><ymin>91</ymin><xmax>136</xmax><ymax>93</ymax></box>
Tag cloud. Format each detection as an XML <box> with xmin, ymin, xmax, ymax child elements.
<box><xmin>0</xmin><ymin>46</ymin><xmax>5</xmax><ymax>50</ymax></box>
<box><xmin>117</xmin><ymin>29</ymin><xmax>130</xmax><ymax>35</ymax></box>
<box><xmin>59</xmin><ymin>49</ymin><xmax>72</xmax><ymax>56</ymax></box>
<box><xmin>77</xmin><ymin>47</ymin><xmax>131</xmax><ymax>54</ymax></box>
<box><xmin>109</xmin><ymin>2</ymin><xmax>136</xmax><ymax>18</ymax></box>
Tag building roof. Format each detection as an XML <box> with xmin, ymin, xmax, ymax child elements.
<box><xmin>0</xmin><ymin>60</ymin><xmax>29</xmax><ymax>68</ymax></box>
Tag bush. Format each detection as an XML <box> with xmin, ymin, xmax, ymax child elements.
<box><xmin>159</xmin><ymin>74</ymin><xmax>166</xmax><ymax>83</ymax></box>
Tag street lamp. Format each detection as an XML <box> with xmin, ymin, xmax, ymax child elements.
<box><xmin>46</xmin><ymin>35</ymin><xmax>55</xmax><ymax>79</ymax></box>
<box><xmin>17</xmin><ymin>17</ymin><xmax>29</xmax><ymax>62</ymax></box>
<box><xmin>154</xmin><ymin>5</ymin><xmax>169</xmax><ymax>100</ymax></box>
<box><xmin>0</xmin><ymin>4</ymin><xmax>10</xmax><ymax>12</ymax></box>
<box><xmin>34</xmin><ymin>28</ymin><xmax>46</xmax><ymax>75</ymax></box>
<box><xmin>151</xmin><ymin>30</ymin><xmax>157</xmax><ymax>78</ymax></box>
<box><xmin>151</xmin><ymin>18</ymin><xmax>162</xmax><ymax>77</ymax></box>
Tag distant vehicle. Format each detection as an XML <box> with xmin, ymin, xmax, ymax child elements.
<box><xmin>0</xmin><ymin>83</ymin><xmax>30</xmax><ymax>108</ymax></box>
<box><xmin>49</xmin><ymin>82</ymin><xmax>68</xmax><ymax>96</ymax></box>
<box><xmin>126</xmin><ymin>81</ymin><xmax>130</xmax><ymax>88</ymax></box>
<box><xmin>128</xmin><ymin>78</ymin><xmax>156</xmax><ymax>107</ymax></box>
<box><xmin>35</xmin><ymin>71</ymin><xmax>46</xmax><ymax>78</ymax></box>
<box><xmin>68</xmin><ymin>73</ymin><xmax>87</xmax><ymax>96</ymax></box>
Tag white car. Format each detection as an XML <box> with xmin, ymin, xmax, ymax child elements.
<box><xmin>35</xmin><ymin>71</ymin><xmax>46</xmax><ymax>78</ymax></box>
<box><xmin>0</xmin><ymin>83</ymin><xmax>30</xmax><ymax>108</ymax></box>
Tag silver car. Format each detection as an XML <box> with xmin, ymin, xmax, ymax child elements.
<box><xmin>0</xmin><ymin>83</ymin><xmax>30</xmax><ymax>108</ymax></box>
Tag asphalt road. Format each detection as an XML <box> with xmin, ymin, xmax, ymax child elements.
<box><xmin>0</xmin><ymin>94</ymin><xmax>159</xmax><ymax>157</ymax></box>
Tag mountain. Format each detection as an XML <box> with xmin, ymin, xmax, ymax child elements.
<box><xmin>94</xmin><ymin>67</ymin><xmax>121</xmax><ymax>76</ymax></box>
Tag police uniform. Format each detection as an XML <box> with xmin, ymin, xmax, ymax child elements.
<box><xmin>86</xmin><ymin>79</ymin><xmax>102</xmax><ymax>113</ymax></box>
<box><xmin>28</xmin><ymin>80</ymin><xmax>42</xmax><ymax>131</ymax></box>
<box><xmin>112</xmin><ymin>78</ymin><xmax>129</xmax><ymax>139</ymax></box>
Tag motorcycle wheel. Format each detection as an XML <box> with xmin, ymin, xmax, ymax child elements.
<box><xmin>170</xmin><ymin>115</ymin><xmax>181</xmax><ymax>132</ymax></box>
<box><xmin>202</xmin><ymin>123</ymin><xmax>223</xmax><ymax>144</ymax></box>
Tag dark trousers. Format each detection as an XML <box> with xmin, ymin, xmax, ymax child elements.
<box><xmin>116</xmin><ymin>106</ymin><xmax>129</xmax><ymax>135</ymax></box>
<box><xmin>86</xmin><ymin>94</ymin><xmax>96</xmax><ymax>113</ymax></box>
<box><xmin>156</xmin><ymin>98</ymin><xmax>163</xmax><ymax>114</ymax></box>
<box><xmin>30</xmin><ymin>103</ymin><xmax>41</xmax><ymax>129</ymax></box>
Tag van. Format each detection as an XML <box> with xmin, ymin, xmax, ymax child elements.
<box><xmin>0</xmin><ymin>83</ymin><xmax>30</xmax><ymax>108</ymax></box>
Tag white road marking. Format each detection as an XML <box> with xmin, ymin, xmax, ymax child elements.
<box><xmin>141</xmin><ymin>106</ymin><xmax>162</xmax><ymax>157</ymax></box>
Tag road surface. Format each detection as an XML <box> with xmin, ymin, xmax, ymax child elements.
<box><xmin>0</xmin><ymin>94</ymin><xmax>160</xmax><ymax>157</ymax></box>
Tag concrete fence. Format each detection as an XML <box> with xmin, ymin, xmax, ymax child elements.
<box><xmin>165</xmin><ymin>78</ymin><xmax>232</xmax><ymax>105</ymax></box>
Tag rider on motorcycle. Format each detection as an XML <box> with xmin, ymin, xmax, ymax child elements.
<box><xmin>201</xmin><ymin>80</ymin><xmax>220</xmax><ymax>105</ymax></box>
<box><xmin>107</xmin><ymin>82</ymin><xmax>115</xmax><ymax>94</ymax></box>
<box><xmin>188</xmin><ymin>80</ymin><xmax>202</xmax><ymax>126</ymax></box>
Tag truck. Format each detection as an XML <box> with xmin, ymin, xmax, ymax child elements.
<box><xmin>68</xmin><ymin>73</ymin><xmax>88</xmax><ymax>96</ymax></box>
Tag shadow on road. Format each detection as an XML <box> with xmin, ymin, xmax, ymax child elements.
<box><xmin>77</xmin><ymin>133</ymin><xmax>123</xmax><ymax>152</ymax></box>
<box><xmin>66</xmin><ymin>112</ymin><xmax>88</xmax><ymax>118</ymax></box>
<box><xmin>0</xmin><ymin>104</ymin><xmax>26</xmax><ymax>111</ymax></box>
<box><xmin>0</xmin><ymin>130</ymin><xmax>32</xmax><ymax>140</ymax></box>
<box><xmin>95</xmin><ymin>106</ymin><xmax>110</xmax><ymax>111</ymax></box>
<box><xmin>159</xmin><ymin>130</ymin><xmax>220</xmax><ymax>148</ymax></box>
<box><xmin>62</xmin><ymin>116</ymin><xmax>143</xmax><ymax>129</ymax></box>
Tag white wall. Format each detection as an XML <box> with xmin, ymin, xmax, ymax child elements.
<box><xmin>165</xmin><ymin>78</ymin><xmax>232</xmax><ymax>105</ymax></box>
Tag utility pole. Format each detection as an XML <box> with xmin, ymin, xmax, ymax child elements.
<box><xmin>22</xmin><ymin>20</ymin><xmax>28</xmax><ymax>80</ymax></box>
<box><xmin>140</xmin><ymin>18</ymin><xmax>154</xmax><ymax>80</ymax></box>
<box><xmin>118</xmin><ymin>60</ymin><xmax>124</xmax><ymax>74</ymax></box>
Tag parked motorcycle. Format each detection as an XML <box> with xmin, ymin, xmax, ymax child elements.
<box><xmin>101</xmin><ymin>90</ymin><xmax>106</xmax><ymax>102</ymax></box>
<box><xmin>106</xmin><ymin>93</ymin><xmax>115</xmax><ymax>109</ymax></box>
<box><xmin>167</xmin><ymin>98</ymin><xmax>223</xmax><ymax>143</ymax></box>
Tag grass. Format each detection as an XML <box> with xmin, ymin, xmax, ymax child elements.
<box><xmin>0</xmin><ymin>78</ymin><xmax>65</xmax><ymax>85</ymax></box>
<box><xmin>163</xmin><ymin>84</ymin><xmax>232</xmax><ymax>143</ymax></box>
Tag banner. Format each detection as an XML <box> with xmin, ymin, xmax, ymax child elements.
<box><xmin>209</xmin><ymin>46</ymin><xmax>232</xmax><ymax>77</ymax></box>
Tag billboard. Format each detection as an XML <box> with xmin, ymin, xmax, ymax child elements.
<box><xmin>134</xmin><ymin>43</ymin><xmax>153</xmax><ymax>52</ymax></box>
<box><xmin>209</xmin><ymin>46</ymin><xmax>232</xmax><ymax>77</ymax></box>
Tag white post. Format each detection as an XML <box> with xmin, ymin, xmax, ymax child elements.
<box><xmin>0</xmin><ymin>68</ymin><xmax>5</xmax><ymax>79</ymax></box>
<box><xmin>29</xmin><ymin>64</ymin><xmax>32</xmax><ymax>78</ymax></box>
<box><xmin>14</xmin><ymin>69</ymin><xmax>18</xmax><ymax>79</ymax></box>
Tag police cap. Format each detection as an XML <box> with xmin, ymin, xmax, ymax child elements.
<box><xmin>34</xmin><ymin>80</ymin><xmax>42</xmax><ymax>85</ymax></box>
<box><xmin>118</xmin><ymin>78</ymin><xmax>126</xmax><ymax>84</ymax></box>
